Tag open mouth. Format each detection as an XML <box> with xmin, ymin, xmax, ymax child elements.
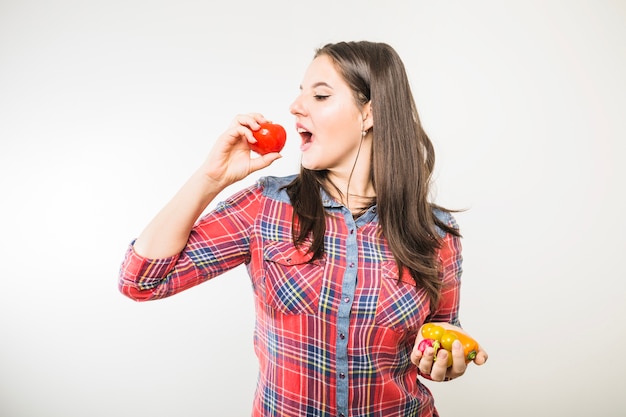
<box><xmin>298</xmin><ymin>127</ymin><xmax>313</xmax><ymax>145</ymax></box>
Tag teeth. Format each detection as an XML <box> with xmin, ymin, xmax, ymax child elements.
<box><xmin>297</xmin><ymin>128</ymin><xmax>308</xmax><ymax>133</ymax></box>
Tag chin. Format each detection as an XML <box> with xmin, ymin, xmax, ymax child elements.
<box><xmin>300</xmin><ymin>156</ymin><xmax>318</xmax><ymax>171</ymax></box>
<box><xmin>301</xmin><ymin>161</ymin><xmax>321</xmax><ymax>171</ymax></box>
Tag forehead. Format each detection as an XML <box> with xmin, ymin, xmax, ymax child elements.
<box><xmin>300</xmin><ymin>54</ymin><xmax>347</xmax><ymax>89</ymax></box>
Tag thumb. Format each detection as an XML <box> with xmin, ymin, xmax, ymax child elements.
<box><xmin>249</xmin><ymin>153</ymin><xmax>282</xmax><ymax>172</ymax></box>
<box><xmin>473</xmin><ymin>345</ymin><xmax>488</xmax><ymax>366</ymax></box>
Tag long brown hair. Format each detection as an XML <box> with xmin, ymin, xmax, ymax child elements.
<box><xmin>284</xmin><ymin>41</ymin><xmax>460</xmax><ymax>309</ymax></box>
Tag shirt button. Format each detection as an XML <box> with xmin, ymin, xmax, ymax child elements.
<box><xmin>349</xmin><ymin>262</ymin><xmax>355</xmax><ymax>268</ymax></box>
<box><xmin>339</xmin><ymin>372</ymin><xmax>345</xmax><ymax>379</ymax></box>
<box><xmin>339</xmin><ymin>333</ymin><xmax>346</xmax><ymax>340</ymax></box>
<box><xmin>350</xmin><ymin>229</ymin><xmax>354</xmax><ymax>234</ymax></box>
<box><xmin>340</xmin><ymin>414</ymin><xmax>345</xmax><ymax>417</ymax></box>
<box><xmin>343</xmin><ymin>297</ymin><xmax>350</xmax><ymax>303</ymax></box>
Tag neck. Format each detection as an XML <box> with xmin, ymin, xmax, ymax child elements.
<box><xmin>325</xmin><ymin>133</ymin><xmax>375</xmax><ymax>211</ymax></box>
<box><xmin>335</xmin><ymin>137</ymin><xmax>375</xmax><ymax>207</ymax></box>
<box><xmin>326</xmin><ymin>167</ymin><xmax>375</xmax><ymax>212</ymax></box>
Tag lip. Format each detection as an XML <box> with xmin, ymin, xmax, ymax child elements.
<box><xmin>300</xmin><ymin>140</ymin><xmax>313</xmax><ymax>152</ymax></box>
<box><xmin>295</xmin><ymin>122</ymin><xmax>310</xmax><ymax>133</ymax></box>
<box><xmin>296</xmin><ymin>123</ymin><xmax>313</xmax><ymax>151</ymax></box>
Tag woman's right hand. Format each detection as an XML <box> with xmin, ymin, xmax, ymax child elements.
<box><xmin>202</xmin><ymin>113</ymin><xmax>283</xmax><ymax>189</ymax></box>
<box><xmin>132</xmin><ymin>113</ymin><xmax>283</xmax><ymax>259</ymax></box>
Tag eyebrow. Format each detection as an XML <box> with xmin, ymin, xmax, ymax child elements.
<box><xmin>299</xmin><ymin>81</ymin><xmax>333</xmax><ymax>90</ymax></box>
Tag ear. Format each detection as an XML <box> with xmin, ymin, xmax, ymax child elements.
<box><xmin>361</xmin><ymin>101</ymin><xmax>373</xmax><ymax>132</ymax></box>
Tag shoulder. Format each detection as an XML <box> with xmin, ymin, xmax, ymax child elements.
<box><xmin>257</xmin><ymin>174</ymin><xmax>298</xmax><ymax>204</ymax></box>
<box><xmin>215</xmin><ymin>174</ymin><xmax>297</xmax><ymax>212</ymax></box>
<box><xmin>432</xmin><ymin>207</ymin><xmax>460</xmax><ymax>238</ymax></box>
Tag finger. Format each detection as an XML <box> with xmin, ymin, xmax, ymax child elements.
<box><xmin>429</xmin><ymin>349</ymin><xmax>449</xmax><ymax>381</ymax></box>
<box><xmin>449</xmin><ymin>339</ymin><xmax>467</xmax><ymax>376</ymax></box>
<box><xmin>231</xmin><ymin>115</ymin><xmax>257</xmax><ymax>133</ymax></box>
<box><xmin>234</xmin><ymin>113</ymin><xmax>267</xmax><ymax>130</ymax></box>
<box><xmin>410</xmin><ymin>334</ymin><xmax>425</xmax><ymax>366</ymax></box>
<box><xmin>225</xmin><ymin>124</ymin><xmax>260</xmax><ymax>148</ymax></box>
<box><xmin>247</xmin><ymin>112</ymin><xmax>267</xmax><ymax>124</ymax></box>
<box><xmin>418</xmin><ymin>347</ymin><xmax>435</xmax><ymax>376</ymax></box>
<box><xmin>410</xmin><ymin>344</ymin><xmax>423</xmax><ymax>366</ymax></box>
<box><xmin>220</xmin><ymin>124</ymin><xmax>252</xmax><ymax>144</ymax></box>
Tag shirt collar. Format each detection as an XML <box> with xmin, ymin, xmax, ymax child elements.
<box><xmin>320</xmin><ymin>188</ymin><xmax>343</xmax><ymax>208</ymax></box>
<box><xmin>319</xmin><ymin>187</ymin><xmax>379</xmax><ymax>224</ymax></box>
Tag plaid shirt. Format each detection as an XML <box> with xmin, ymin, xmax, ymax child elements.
<box><xmin>119</xmin><ymin>174</ymin><xmax>462</xmax><ymax>417</ymax></box>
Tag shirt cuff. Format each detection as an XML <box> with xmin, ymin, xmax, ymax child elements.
<box><xmin>120</xmin><ymin>241</ymin><xmax>181</xmax><ymax>290</ymax></box>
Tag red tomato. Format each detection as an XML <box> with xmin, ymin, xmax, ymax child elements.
<box><xmin>250</xmin><ymin>122</ymin><xmax>286</xmax><ymax>155</ymax></box>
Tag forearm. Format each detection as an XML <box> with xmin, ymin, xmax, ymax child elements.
<box><xmin>128</xmin><ymin>113</ymin><xmax>280</xmax><ymax>263</ymax></box>
<box><xmin>133</xmin><ymin>169</ymin><xmax>225</xmax><ymax>259</ymax></box>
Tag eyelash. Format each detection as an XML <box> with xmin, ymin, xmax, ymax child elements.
<box><xmin>314</xmin><ymin>95</ymin><xmax>329</xmax><ymax>101</ymax></box>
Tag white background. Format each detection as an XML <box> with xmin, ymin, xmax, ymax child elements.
<box><xmin>1</xmin><ymin>1</ymin><xmax>625</xmax><ymax>416</ymax></box>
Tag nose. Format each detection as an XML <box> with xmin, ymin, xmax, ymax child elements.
<box><xmin>289</xmin><ymin>94</ymin><xmax>305</xmax><ymax>116</ymax></box>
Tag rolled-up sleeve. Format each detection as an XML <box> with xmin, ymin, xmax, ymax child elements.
<box><xmin>118</xmin><ymin>243</ymin><xmax>183</xmax><ymax>301</ymax></box>
<box><xmin>118</xmin><ymin>182</ymin><xmax>262</xmax><ymax>301</ymax></box>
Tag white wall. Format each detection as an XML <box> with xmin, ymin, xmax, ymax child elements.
<box><xmin>1</xmin><ymin>1</ymin><xmax>624</xmax><ymax>416</ymax></box>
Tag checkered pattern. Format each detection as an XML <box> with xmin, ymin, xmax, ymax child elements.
<box><xmin>119</xmin><ymin>175</ymin><xmax>463</xmax><ymax>417</ymax></box>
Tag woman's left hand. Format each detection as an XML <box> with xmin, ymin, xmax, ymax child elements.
<box><xmin>410</xmin><ymin>322</ymin><xmax>488</xmax><ymax>382</ymax></box>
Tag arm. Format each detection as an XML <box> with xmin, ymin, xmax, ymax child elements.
<box><xmin>410</xmin><ymin>215</ymin><xmax>488</xmax><ymax>380</ymax></box>
<box><xmin>133</xmin><ymin>113</ymin><xmax>281</xmax><ymax>259</ymax></box>
<box><xmin>118</xmin><ymin>184</ymin><xmax>262</xmax><ymax>301</ymax></box>
<box><xmin>119</xmin><ymin>114</ymin><xmax>282</xmax><ymax>300</ymax></box>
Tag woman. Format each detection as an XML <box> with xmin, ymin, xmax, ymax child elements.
<box><xmin>119</xmin><ymin>40</ymin><xmax>488</xmax><ymax>417</ymax></box>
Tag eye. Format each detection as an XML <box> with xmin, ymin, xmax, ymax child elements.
<box><xmin>314</xmin><ymin>95</ymin><xmax>330</xmax><ymax>101</ymax></box>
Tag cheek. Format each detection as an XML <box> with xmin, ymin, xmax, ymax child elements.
<box><xmin>318</xmin><ymin>104</ymin><xmax>360</xmax><ymax>137</ymax></box>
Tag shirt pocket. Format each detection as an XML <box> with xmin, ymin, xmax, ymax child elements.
<box><xmin>374</xmin><ymin>260</ymin><xmax>430</xmax><ymax>333</ymax></box>
<box><xmin>262</xmin><ymin>240</ymin><xmax>325</xmax><ymax>315</ymax></box>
